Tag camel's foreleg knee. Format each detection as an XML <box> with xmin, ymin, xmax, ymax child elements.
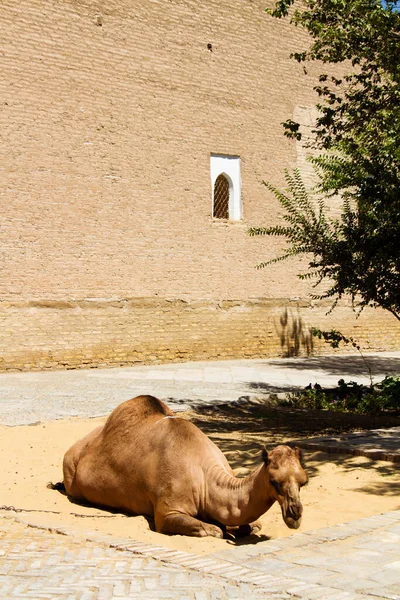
<box><xmin>155</xmin><ymin>512</ymin><xmax>224</xmax><ymax>538</ymax></box>
<box><xmin>226</xmin><ymin>520</ymin><xmax>262</xmax><ymax>538</ymax></box>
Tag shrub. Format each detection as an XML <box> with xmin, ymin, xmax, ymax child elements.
<box><xmin>281</xmin><ymin>376</ymin><xmax>400</xmax><ymax>415</ymax></box>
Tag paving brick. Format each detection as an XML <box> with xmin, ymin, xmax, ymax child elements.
<box><xmin>0</xmin><ymin>517</ymin><xmax>272</xmax><ymax>599</ymax></box>
<box><xmin>1</xmin><ymin>488</ymin><xmax>400</xmax><ymax>599</ymax></box>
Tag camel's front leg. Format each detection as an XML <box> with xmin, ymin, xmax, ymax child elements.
<box><xmin>225</xmin><ymin>520</ymin><xmax>262</xmax><ymax>538</ymax></box>
<box><xmin>155</xmin><ymin>511</ymin><xmax>224</xmax><ymax>538</ymax></box>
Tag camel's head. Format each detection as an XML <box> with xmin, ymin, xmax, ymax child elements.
<box><xmin>262</xmin><ymin>445</ymin><xmax>308</xmax><ymax>530</ymax></box>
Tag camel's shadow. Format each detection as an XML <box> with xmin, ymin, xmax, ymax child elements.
<box><xmin>49</xmin><ymin>485</ymin><xmax>272</xmax><ymax>544</ymax></box>
<box><xmin>48</xmin><ymin>485</ymin><xmax>132</xmax><ymax>518</ymax></box>
<box><xmin>66</xmin><ymin>494</ymin><xmax>132</xmax><ymax>517</ymax></box>
<box><xmin>224</xmin><ymin>532</ymin><xmax>271</xmax><ymax>546</ymax></box>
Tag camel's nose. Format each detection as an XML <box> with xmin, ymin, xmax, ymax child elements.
<box><xmin>287</xmin><ymin>501</ymin><xmax>303</xmax><ymax>521</ymax></box>
<box><xmin>282</xmin><ymin>499</ymin><xmax>303</xmax><ymax>529</ymax></box>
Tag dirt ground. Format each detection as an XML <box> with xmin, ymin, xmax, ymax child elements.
<box><xmin>1</xmin><ymin>404</ymin><xmax>399</xmax><ymax>556</ymax></box>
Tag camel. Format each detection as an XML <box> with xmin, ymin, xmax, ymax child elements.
<box><xmin>58</xmin><ymin>395</ymin><xmax>308</xmax><ymax>537</ymax></box>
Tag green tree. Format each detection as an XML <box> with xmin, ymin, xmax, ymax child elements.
<box><xmin>250</xmin><ymin>0</ymin><xmax>400</xmax><ymax>321</ymax></box>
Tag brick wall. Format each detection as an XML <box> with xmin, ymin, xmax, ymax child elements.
<box><xmin>1</xmin><ymin>298</ymin><xmax>398</xmax><ymax>371</ymax></box>
<box><xmin>0</xmin><ymin>0</ymin><xmax>398</xmax><ymax>370</ymax></box>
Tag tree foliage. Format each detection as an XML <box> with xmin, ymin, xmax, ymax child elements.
<box><xmin>251</xmin><ymin>0</ymin><xmax>400</xmax><ymax>320</ymax></box>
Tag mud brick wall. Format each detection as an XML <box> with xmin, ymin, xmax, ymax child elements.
<box><xmin>0</xmin><ymin>0</ymin><xmax>398</xmax><ymax>370</ymax></box>
<box><xmin>0</xmin><ymin>299</ymin><xmax>398</xmax><ymax>371</ymax></box>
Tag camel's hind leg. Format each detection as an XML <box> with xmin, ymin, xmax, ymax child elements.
<box><xmin>155</xmin><ymin>512</ymin><xmax>223</xmax><ymax>538</ymax></box>
<box><xmin>62</xmin><ymin>426</ymin><xmax>103</xmax><ymax>499</ymax></box>
<box><xmin>63</xmin><ymin>449</ymin><xmax>82</xmax><ymax>499</ymax></box>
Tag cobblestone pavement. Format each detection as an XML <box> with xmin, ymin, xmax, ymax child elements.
<box><xmin>1</xmin><ymin>509</ymin><xmax>399</xmax><ymax>599</ymax></box>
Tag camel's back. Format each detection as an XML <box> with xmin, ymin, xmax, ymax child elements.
<box><xmin>100</xmin><ymin>396</ymin><xmax>224</xmax><ymax>467</ymax></box>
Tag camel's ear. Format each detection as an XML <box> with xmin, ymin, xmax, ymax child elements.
<box><xmin>294</xmin><ymin>447</ymin><xmax>304</xmax><ymax>465</ymax></box>
<box><xmin>261</xmin><ymin>446</ymin><xmax>270</xmax><ymax>465</ymax></box>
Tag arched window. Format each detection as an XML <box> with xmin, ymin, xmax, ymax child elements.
<box><xmin>210</xmin><ymin>154</ymin><xmax>241</xmax><ymax>221</ymax></box>
<box><xmin>213</xmin><ymin>174</ymin><xmax>230</xmax><ymax>219</ymax></box>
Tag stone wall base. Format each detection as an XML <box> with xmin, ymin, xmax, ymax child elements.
<box><xmin>1</xmin><ymin>298</ymin><xmax>398</xmax><ymax>371</ymax></box>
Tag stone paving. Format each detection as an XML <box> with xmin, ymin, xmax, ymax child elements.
<box><xmin>214</xmin><ymin>511</ymin><xmax>400</xmax><ymax>599</ymax></box>
<box><xmin>1</xmin><ymin>509</ymin><xmax>399</xmax><ymax>600</ymax></box>
<box><xmin>0</xmin><ymin>516</ymin><xmax>271</xmax><ymax>600</ymax></box>
<box><xmin>1</xmin><ymin>353</ymin><xmax>399</xmax><ymax>599</ymax></box>
<box><xmin>0</xmin><ymin>352</ymin><xmax>399</xmax><ymax>426</ymax></box>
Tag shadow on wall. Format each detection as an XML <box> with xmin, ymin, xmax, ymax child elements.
<box><xmin>277</xmin><ymin>309</ymin><xmax>314</xmax><ymax>357</ymax></box>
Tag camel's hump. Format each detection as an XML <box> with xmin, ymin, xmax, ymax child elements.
<box><xmin>103</xmin><ymin>395</ymin><xmax>174</xmax><ymax>432</ymax></box>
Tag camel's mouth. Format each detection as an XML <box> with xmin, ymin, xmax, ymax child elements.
<box><xmin>281</xmin><ymin>502</ymin><xmax>303</xmax><ymax>530</ymax></box>
<box><xmin>284</xmin><ymin>516</ymin><xmax>302</xmax><ymax>529</ymax></box>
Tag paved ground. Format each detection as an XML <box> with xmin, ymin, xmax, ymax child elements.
<box><xmin>1</xmin><ymin>508</ymin><xmax>399</xmax><ymax>599</ymax></box>
<box><xmin>1</xmin><ymin>352</ymin><xmax>399</xmax><ymax>426</ymax></box>
<box><xmin>1</xmin><ymin>352</ymin><xmax>399</xmax><ymax>599</ymax></box>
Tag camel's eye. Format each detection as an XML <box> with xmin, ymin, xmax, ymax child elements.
<box><xmin>270</xmin><ymin>480</ymin><xmax>282</xmax><ymax>494</ymax></box>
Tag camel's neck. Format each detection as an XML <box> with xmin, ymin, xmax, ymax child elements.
<box><xmin>204</xmin><ymin>463</ymin><xmax>274</xmax><ymax>526</ymax></box>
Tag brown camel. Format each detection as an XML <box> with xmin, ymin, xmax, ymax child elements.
<box><xmin>60</xmin><ymin>395</ymin><xmax>308</xmax><ymax>538</ymax></box>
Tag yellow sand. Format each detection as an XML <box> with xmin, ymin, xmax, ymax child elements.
<box><xmin>1</xmin><ymin>416</ymin><xmax>399</xmax><ymax>556</ymax></box>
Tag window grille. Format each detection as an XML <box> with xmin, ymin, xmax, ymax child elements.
<box><xmin>213</xmin><ymin>174</ymin><xmax>229</xmax><ymax>219</ymax></box>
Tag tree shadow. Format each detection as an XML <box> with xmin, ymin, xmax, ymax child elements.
<box><xmin>353</xmin><ymin>481</ymin><xmax>400</xmax><ymax>497</ymax></box>
<box><xmin>276</xmin><ymin>308</ymin><xmax>314</xmax><ymax>358</ymax></box>
<box><xmin>264</xmin><ymin>355</ymin><xmax>400</xmax><ymax>379</ymax></box>
<box><xmin>247</xmin><ymin>382</ymin><xmax>296</xmax><ymax>393</ymax></box>
<box><xmin>299</xmin><ymin>450</ymin><xmax>399</xmax><ymax>496</ymax></box>
<box><xmin>191</xmin><ymin>404</ymin><xmax>400</xmax><ymax>445</ymax></box>
<box><xmin>190</xmin><ymin>403</ymin><xmax>400</xmax><ymax>486</ymax></box>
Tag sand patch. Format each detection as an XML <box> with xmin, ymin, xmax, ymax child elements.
<box><xmin>1</xmin><ymin>414</ymin><xmax>399</xmax><ymax>556</ymax></box>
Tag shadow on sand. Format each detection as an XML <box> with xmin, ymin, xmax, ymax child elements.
<box><xmin>190</xmin><ymin>403</ymin><xmax>400</xmax><ymax>492</ymax></box>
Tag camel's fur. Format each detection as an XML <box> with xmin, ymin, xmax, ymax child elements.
<box><xmin>61</xmin><ymin>395</ymin><xmax>308</xmax><ymax>537</ymax></box>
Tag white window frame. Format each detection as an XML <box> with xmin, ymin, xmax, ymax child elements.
<box><xmin>210</xmin><ymin>154</ymin><xmax>242</xmax><ymax>220</ymax></box>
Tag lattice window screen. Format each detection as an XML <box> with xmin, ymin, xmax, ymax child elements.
<box><xmin>213</xmin><ymin>174</ymin><xmax>229</xmax><ymax>219</ymax></box>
